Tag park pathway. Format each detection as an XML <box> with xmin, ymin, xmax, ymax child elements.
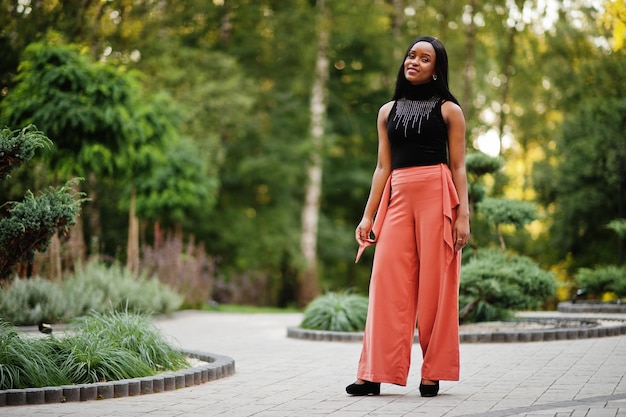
<box><xmin>2</xmin><ymin>310</ymin><xmax>625</xmax><ymax>416</ymax></box>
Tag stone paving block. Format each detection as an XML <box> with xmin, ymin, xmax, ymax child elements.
<box><xmin>586</xmin><ymin>408</ymin><xmax>621</xmax><ymax>417</ymax></box>
<box><xmin>152</xmin><ymin>376</ymin><xmax>164</xmax><ymax>393</ymax></box>
<box><xmin>0</xmin><ymin>390</ymin><xmax>6</xmax><ymax>406</ymax></box>
<box><xmin>113</xmin><ymin>380</ymin><xmax>128</xmax><ymax>398</ymax></box>
<box><xmin>44</xmin><ymin>387</ymin><xmax>63</xmax><ymax>403</ymax></box>
<box><xmin>139</xmin><ymin>378</ymin><xmax>153</xmax><ymax>394</ymax></box>
<box><xmin>62</xmin><ymin>385</ymin><xmax>80</xmax><ymax>402</ymax></box>
<box><xmin>175</xmin><ymin>373</ymin><xmax>185</xmax><ymax>388</ymax></box>
<box><xmin>80</xmin><ymin>384</ymin><xmax>97</xmax><ymax>401</ymax></box>
<box><xmin>566</xmin><ymin>329</ymin><xmax>579</xmax><ymax>339</ymax></box>
<box><xmin>127</xmin><ymin>379</ymin><xmax>141</xmax><ymax>396</ymax></box>
<box><xmin>5</xmin><ymin>389</ymin><xmax>26</xmax><ymax>406</ymax></box>
<box><xmin>25</xmin><ymin>388</ymin><xmax>45</xmax><ymax>404</ymax></box>
<box><xmin>184</xmin><ymin>370</ymin><xmax>195</xmax><ymax>387</ymax></box>
<box><xmin>96</xmin><ymin>382</ymin><xmax>114</xmax><ymax>400</ymax></box>
<box><xmin>163</xmin><ymin>374</ymin><xmax>176</xmax><ymax>391</ymax></box>
<box><xmin>227</xmin><ymin>362</ymin><xmax>236</xmax><ymax>375</ymax></box>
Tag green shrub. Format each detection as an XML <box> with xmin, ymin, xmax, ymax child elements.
<box><xmin>0</xmin><ymin>277</ymin><xmax>67</xmax><ymax>325</ymax></box>
<box><xmin>0</xmin><ymin>261</ymin><xmax>183</xmax><ymax>326</ymax></box>
<box><xmin>64</xmin><ymin>261</ymin><xmax>184</xmax><ymax>316</ymax></box>
<box><xmin>459</xmin><ymin>249</ymin><xmax>557</xmax><ymax>323</ymax></box>
<box><xmin>0</xmin><ymin>310</ymin><xmax>190</xmax><ymax>390</ymax></box>
<box><xmin>0</xmin><ymin>179</ymin><xmax>86</xmax><ymax>280</ymax></box>
<box><xmin>575</xmin><ymin>265</ymin><xmax>626</xmax><ymax>299</ymax></box>
<box><xmin>300</xmin><ymin>291</ymin><xmax>368</xmax><ymax>332</ymax></box>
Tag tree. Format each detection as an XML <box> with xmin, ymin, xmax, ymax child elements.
<box><xmin>477</xmin><ymin>197</ymin><xmax>538</xmax><ymax>251</ymax></box>
<box><xmin>298</xmin><ymin>0</ymin><xmax>329</xmax><ymax>306</ymax></box>
<box><xmin>0</xmin><ymin>37</ymin><xmax>212</xmax><ymax>274</ymax></box>
<box><xmin>0</xmin><ymin>126</ymin><xmax>85</xmax><ymax>280</ymax></box>
<box><xmin>534</xmin><ymin>49</ymin><xmax>626</xmax><ymax>270</ymax></box>
<box><xmin>0</xmin><ymin>37</ymin><xmax>144</xmax><ymax>261</ymax></box>
<box><xmin>607</xmin><ymin>219</ymin><xmax>626</xmax><ymax>266</ymax></box>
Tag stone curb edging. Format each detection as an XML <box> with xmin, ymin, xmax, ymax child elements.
<box><xmin>287</xmin><ymin>318</ymin><xmax>626</xmax><ymax>344</ymax></box>
<box><xmin>459</xmin><ymin>319</ymin><xmax>626</xmax><ymax>343</ymax></box>
<box><xmin>0</xmin><ymin>350</ymin><xmax>235</xmax><ymax>407</ymax></box>
<box><xmin>558</xmin><ymin>301</ymin><xmax>626</xmax><ymax>314</ymax></box>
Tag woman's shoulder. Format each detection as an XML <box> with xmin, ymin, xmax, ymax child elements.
<box><xmin>378</xmin><ymin>100</ymin><xmax>395</xmax><ymax>119</ymax></box>
<box><xmin>377</xmin><ymin>101</ymin><xmax>395</xmax><ymax>125</ymax></box>
<box><xmin>441</xmin><ymin>100</ymin><xmax>464</xmax><ymax>122</ymax></box>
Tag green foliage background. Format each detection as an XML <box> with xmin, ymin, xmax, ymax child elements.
<box><xmin>0</xmin><ymin>0</ymin><xmax>624</xmax><ymax>306</ymax></box>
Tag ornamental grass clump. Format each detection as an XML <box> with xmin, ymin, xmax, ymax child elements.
<box><xmin>73</xmin><ymin>310</ymin><xmax>189</xmax><ymax>372</ymax></box>
<box><xmin>0</xmin><ymin>320</ymin><xmax>70</xmax><ymax>389</ymax></box>
<box><xmin>300</xmin><ymin>292</ymin><xmax>368</xmax><ymax>332</ymax></box>
<box><xmin>52</xmin><ymin>333</ymin><xmax>154</xmax><ymax>384</ymax></box>
<box><xmin>0</xmin><ymin>310</ymin><xmax>189</xmax><ymax>390</ymax></box>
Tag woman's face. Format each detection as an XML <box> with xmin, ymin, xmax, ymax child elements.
<box><xmin>403</xmin><ymin>41</ymin><xmax>437</xmax><ymax>85</ymax></box>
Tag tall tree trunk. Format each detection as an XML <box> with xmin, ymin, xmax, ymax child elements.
<box><xmin>463</xmin><ymin>0</ymin><xmax>477</xmax><ymax>116</ymax></box>
<box><xmin>65</xmin><ymin>180</ymin><xmax>87</xmax><ymax>271</ymax></box>
<box><xmin>87</xmin><ymin>171</ymin><xmax>102</xmax><ymax>255</ymax></box>
<box><xmin>391</xmin><ymin>0</ymin><xmax>405</xmax><ymax>61</ymax></box>
<box><xmin>618</xmin><ymin>155</ymin><xmax>624</xmax><ymax>266</ymax></box>
<box><xmin>49</xmin><ymin>233</ymin><xmax>62</xmax><ymax>282</ymax></box>
<box><xmin>126</xmin><ymin>185</ymin><xmax>140</xmax><ymax>275</ymax></box>
<box><xmin>298</xmin><ymin>0</ymin><xmax>329</xmax><ymax>307</ymax></box>
<box><xmin>498</xmin><ymin>1</ymin><xmax>522</xmax><ymax>151</ymax></box>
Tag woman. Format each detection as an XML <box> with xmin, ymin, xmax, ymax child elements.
<box><xmin>346</xmin><ymin>36</ymin><xmax>470</xmax><ymax>398</ymax></box>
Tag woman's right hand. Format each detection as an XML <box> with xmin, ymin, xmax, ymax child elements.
<box><xmin>355</xmin><ymin>218</ymin><xmax>374</xmax><ymax>246</ymax></box>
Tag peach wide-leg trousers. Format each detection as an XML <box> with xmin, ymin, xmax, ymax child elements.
<box><xmin>356</xmin><ymin>164</ymin><xmax>461</xmax><ymax>386</ymax></box>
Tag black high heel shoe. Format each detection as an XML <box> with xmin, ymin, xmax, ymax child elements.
<box><xmin>346</xmin><ymin>380</ymin><xmax>381</xmax><ymax>396</ymax></box>
<box><xmin>419</xmin><ymin>381</ymin><xmax>439</xmax><ymax>397</ymax></box>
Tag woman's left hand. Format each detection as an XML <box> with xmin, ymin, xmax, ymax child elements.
<box><xmin>453</xmin><ymin>217</ymin><xmax>470</xmax><ymax>252</ymax></box>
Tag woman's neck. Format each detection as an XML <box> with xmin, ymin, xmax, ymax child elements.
<box><xmin>404</xmin><ymin>80</ymin><xmax>438</xmax><ymax>100</ymax></box>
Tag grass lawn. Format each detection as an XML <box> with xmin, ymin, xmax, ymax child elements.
<box><xmin>204</xmin><ymin>304</ymin><xmax>301</xmax><ymax>314</ymax></box>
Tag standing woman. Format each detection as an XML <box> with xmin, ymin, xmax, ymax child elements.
<box><xmin>347</xmin><ymin>36</ymin><xmax>470</xmax><ymax>398</ymax></box>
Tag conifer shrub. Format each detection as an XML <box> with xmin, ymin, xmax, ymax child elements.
<box><xmin>574</xmin><ymin>265</ymin><xmax>626</xmax><ymax>299</ymax></box>
<box><xmin>0</xmin><ymin>126</ymin><xmax>86</xmax><ymax>281</ymax></box>
<box><xmin>459</xmin><ymin>249</ymin><xmax>557</xmax><ymax>323</ymax></box>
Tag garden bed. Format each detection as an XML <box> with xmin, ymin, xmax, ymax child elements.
<box><xmin>0</xmin><ymin>350</ymin><xmax>234</xmax><ymax>407</ymax></box>
<box><xmin>558</xmin><ymin>301</ymin><xmax>626</xmax><ymax>314</ymax></box>
<box><xmin>287</xmin><ymin>315</ymin><xmax>626</xmax><ymax>343</ymax></box>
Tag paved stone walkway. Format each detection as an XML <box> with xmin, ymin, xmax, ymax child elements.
<box><xmin>2</xmin><ymin>310</ymin><xmax>626</xmax><ymax>416</ymax></box>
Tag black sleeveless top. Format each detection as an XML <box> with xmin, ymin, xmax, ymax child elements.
<box><xmin>387</xmin><ymin>81</ymin><xmax>448</xmax><ymax>170</ymax></box>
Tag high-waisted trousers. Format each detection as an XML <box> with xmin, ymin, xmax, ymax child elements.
<box><xmin>356</xmin><ymin>164</ymin><xmax>461</xmax><ymax>386</ymax></box>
